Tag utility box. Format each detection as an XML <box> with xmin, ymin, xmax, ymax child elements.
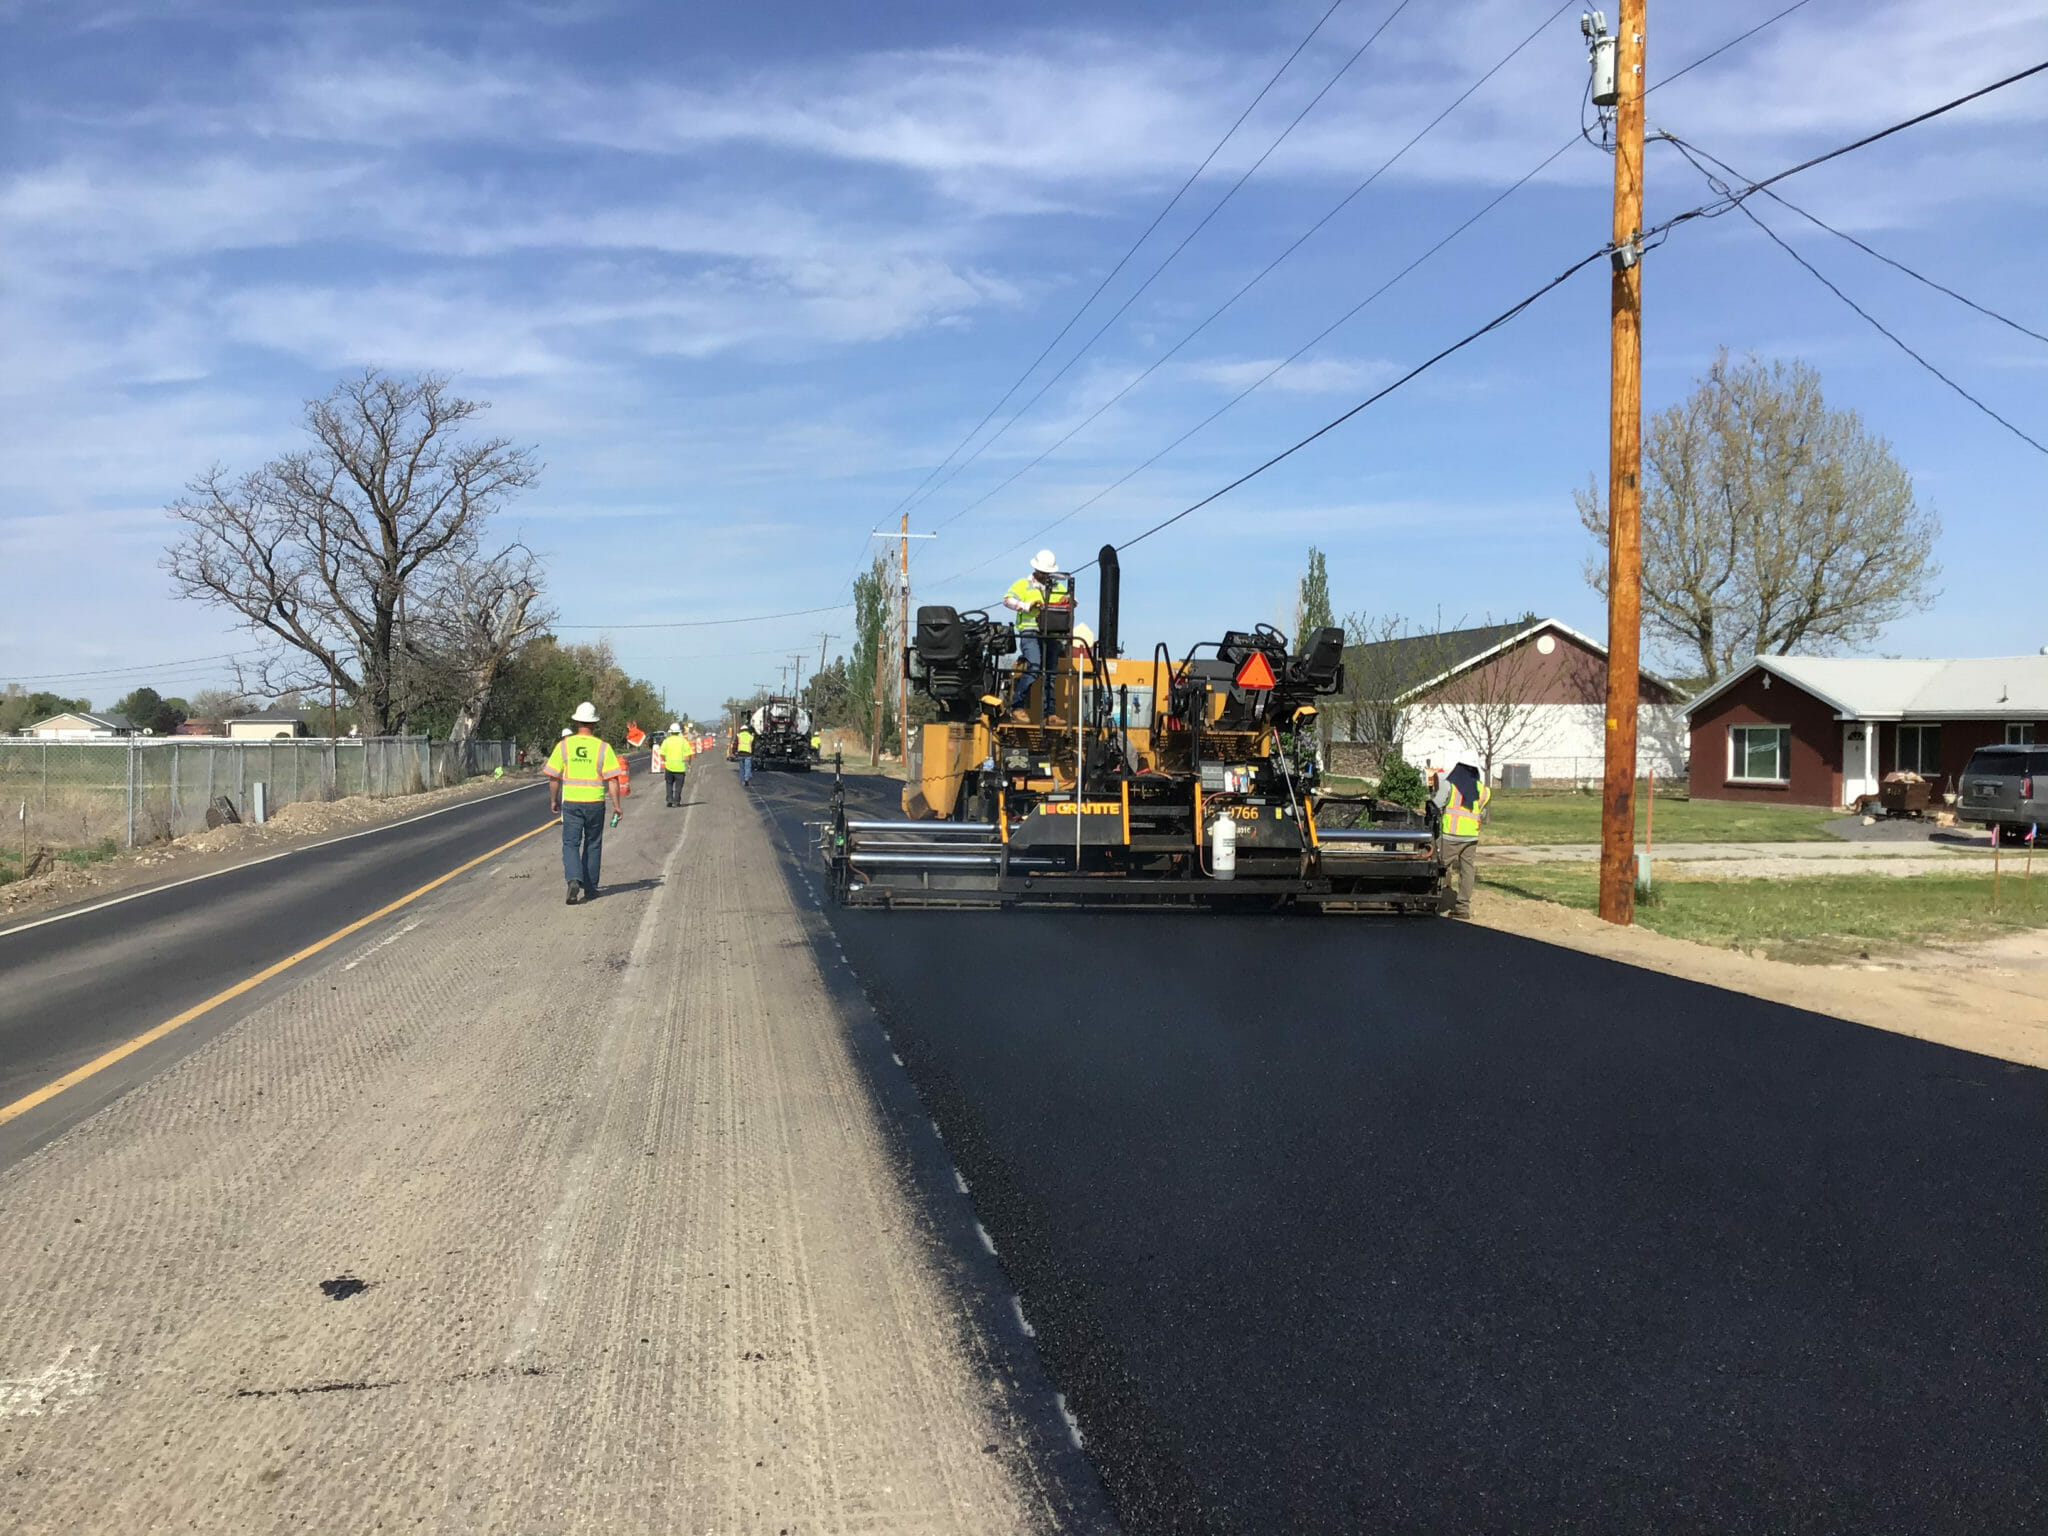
<box><xmin>1497</xmin><ymin>763</ymin><xmax>1533</xmax><ymax>790</ymax></box>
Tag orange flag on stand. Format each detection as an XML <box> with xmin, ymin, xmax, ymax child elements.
<box><xmin>625</xmin><ymin>722</ymin><xmax>646</xmax><ymax>748</ymax></box>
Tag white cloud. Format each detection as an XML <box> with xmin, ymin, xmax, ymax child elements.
<box><xmin>1182</xmin><ymin>355</ymin><xmax>1394</xmax><ymax>394</ymax></box>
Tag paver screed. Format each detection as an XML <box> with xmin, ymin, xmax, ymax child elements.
<box><xmin>0</xmin><ymin>762</ymin><xmax>1065</xmax><ymax>1533</ymax></box>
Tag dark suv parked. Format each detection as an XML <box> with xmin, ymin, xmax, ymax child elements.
<box><xmin>1956</xmin><ymin>745</ymin><xmax>2048</xmax><ymax>844</ymax></box>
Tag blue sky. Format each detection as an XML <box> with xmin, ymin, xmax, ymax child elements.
<box><xmin>2</xmin><ymin>0</ymin><xmax>2044</xmax><ymax>719</ymax></box>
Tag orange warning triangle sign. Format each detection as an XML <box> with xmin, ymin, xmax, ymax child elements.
<box><xmin>1234</xmin><ymin>651</ymin><xmax>1277</xmax><ymax>690</ymax></box>
<box><xmin>625</xmin><ymin>722</ymin><xmax>647</xmax><ymax>747</ymax></box>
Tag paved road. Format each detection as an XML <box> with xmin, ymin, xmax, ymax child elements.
<box><xmin>753</xmin><ymin>769</ymin><xmax>2048</xmax><ymax>1534</ymax></box>
<box><xmin>0</xmin><ymin>776</ymin><xmax>568</xmax><ymax>1165</ymax></box>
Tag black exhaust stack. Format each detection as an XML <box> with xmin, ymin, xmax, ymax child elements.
<box><xmin>1097</xmin><ymin>544</ymin><xmax>1121</xmax><ymax>659</ymax></box>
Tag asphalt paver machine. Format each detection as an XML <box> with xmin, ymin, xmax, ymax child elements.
<box><xmin>823</xmin><ymin>546</ymin><xmax>1447</xmax><ymax>911</ymax></box>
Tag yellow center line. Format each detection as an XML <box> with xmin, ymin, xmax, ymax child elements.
<box><xmin>0</xmin><ymin>818</ymin><xmax>561</xmax><ymax>1128</ymax></box>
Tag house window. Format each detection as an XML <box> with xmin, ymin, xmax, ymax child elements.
<box><xmin>2008</xmin><ymin>723</ymin><xmax>2037</xmax><ymax>746</ymax></box>
<box><xmin>1898</xmin><ymin>724</ymin><xmax>1942</xmax><ymax>774</ymax></box>
<box><xmin>1729</xmin><ymin>724</ymin><xmax>1790</xmax><ymax>783</ymax></box>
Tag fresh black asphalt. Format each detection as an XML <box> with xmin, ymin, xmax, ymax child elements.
<box><xmin>0</xmin><ymin>778</ymin><xmax>560</xmax><ymax>1164</ymax></box>
<box><xmin>753</xmin><ymin>769</ymin><xmax>2048</xmax><ymax>1535</ymax></box>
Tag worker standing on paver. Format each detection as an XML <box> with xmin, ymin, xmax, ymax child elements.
<box><xmin>1430</xmin><ymin>759</ymin><xmax>1490</xmax><ymax>920</ymax></box>
<box><xmin>1004</xmin><ymin>548</ymin><xmax>1071</xmax><ymax>722</ymax></box>
<box><xmin>658</xmin><ymin>720</ymin><xmax>694</xmax><ymax>808</ymax></box>
<box><xmin>545</xmin><ymin>702</ymin><xmax>628</xmax><ymax>904</ymax></box>
<box><xmin>735</xmin><ymin>721</ymin><xmax>756</xmax><ymax>786</ymax></box>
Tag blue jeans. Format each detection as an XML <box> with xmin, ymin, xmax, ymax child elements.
<box><xmin>1010</xmin><ymin>633</ymin><xmax>1044</xmax><ymax>711</ymax></box>
<box><xmin>739</xmin><ymin>753</ymin><xmax>753</xmax><ymax>783</ymax></box>
<box><xmin>561</xmin><ymin>800</ymin><xmax>605</xmax><ymax>890</ymax></box>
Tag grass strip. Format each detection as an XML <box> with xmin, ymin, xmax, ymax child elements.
<box><xmin>1485</xmin><ymin>862</ymin><xmax>2048</xmax><ymax>963</ymax></box>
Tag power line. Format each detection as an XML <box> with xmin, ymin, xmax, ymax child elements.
<box><xmin>1667</xmin><ymin>140</ymin><xmax>2047</xmax><ymax>455</ymax></box>
<box><xmin>1661</xmin><ymin>134</ymin><xmax>2048</xmax><ymax>346</ymax></box>
<box><xmin>1649</xmin><ymin>0</ymin><xmax>1819</xmax><ymax>92</ymax></box>
<box><xmin>1079</xmin><ymin>249</ymin><xmax>1609</xmax><ymax>569</ymax></box>
<box><xmin>945</xmin><ymin>58</ymin><xmax>2048</xmax><ymax>585</ymax></box>
<box><xmin>6</xmin><ymin>649</ymin><xmax>262</xmax><ymax>684</ymax></box>
<box><xmin>920</xmin><ymin>1</ymin><xmax>1834</xmax><ymax>599</ymax></box>
<box><xmin>923</xmin><ymin>139</ymin><xmax>1580</xmax><ymax>599</ymax></box>
<box><xmin>881</xmin><ymin>0</ymin><xmax>1355</xmax><ymax>523</ymax></box>
<box><xmin>907</xmin><ymin>0</ymin><xmax>1416</xmax><ymax>524</ymax></box>
<box><xmin>921</xmin><ymin>0</ymin><xmax>1575</xmax><ymax>543</ymax></box>
<box><xmin>554</xmin><ymin>602</ymin><xmax>852</xmax><ymax>632</ymax></box>
<box><xmin>1647</xmin><ymin>59</ymin><xmax>2048</xmax><ymax>242</ymax></box>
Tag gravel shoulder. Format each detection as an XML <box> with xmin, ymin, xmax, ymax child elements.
<box><xmin>0</xmin><ymin>761</ymin><xmax>1078</xmax><ymax>1531</ymax></box>
<box><xmin>1473</xmin><ymin>885</ymin><xmax>2048</xmax><ymax>1069</ymax></box>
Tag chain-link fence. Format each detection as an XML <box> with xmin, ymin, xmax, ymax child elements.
<box><xmin>0</xmin><ymin>736</ymin><xmax>517</xmax><ymax>856</ymax></box>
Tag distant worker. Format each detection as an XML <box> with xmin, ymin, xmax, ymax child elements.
<box><xmin>1429</xmin><ymin>758</ymin><xmax>1490</xmax><ymax>920</ymax></box>
<box><xmin>544</xmin><ymin>701</ymin><xmax>628</xmax><ymax>905</ymax></box>
<box><xmin>658</xmin><ymin>719</ymin><xmax>694</xmax><ymax>807</ymax></box>
<box><xmin>736</xmin><ymin>721</ymin><xmax>756</xmax><ymax>785</ymax></box>
<box><xmin>1004</xmin><ymin>548</ymin><xmax>1071</xmax><ymax>723</ymax></box>
<box><xmin>809</xmin><ymin>727</ymin><xmax>823</xmax><ymax>759</ymax></box>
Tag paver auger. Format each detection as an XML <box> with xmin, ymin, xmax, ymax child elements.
<box><xmin>823</xmin><ymin>546</ymin><xmax>1447</xmax><ymax>911</ymax></box>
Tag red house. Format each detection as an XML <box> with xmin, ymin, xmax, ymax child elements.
<box><xmin>1686</xmin><ymin>653</ymin><xmax>2048</xmax><ymax>808</ymax></box>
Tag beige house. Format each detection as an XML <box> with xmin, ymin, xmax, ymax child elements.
<box><xmin>225</xmin><ymin>711</ymin><xmax>309</xmax><ymax>740</ymax></box>
<box><xmin>28</xmin><ymin>711</ymin><xmax>135</xmax><ymax>740</ymax></box>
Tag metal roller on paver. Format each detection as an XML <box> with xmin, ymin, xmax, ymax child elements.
<box><xmin>822</xmin><ymin>545</ymin><xmax>1448</xmax><ymax>912</ymax></box>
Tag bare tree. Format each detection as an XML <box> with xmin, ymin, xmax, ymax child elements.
<box><xmin>1576</xmin><ymin>350</ymin><xmax>1938</xmax><ymax>684</ymax></box>
<box><xmin>407</xmin><ymin>548</ymin><xmax>552</xmax><ymax>759</ymax></box>
<box><xmin>1337</xmin><ymin>611</ymin><xmax>1412</xmax><ymax>774</ymax></box>
<box><xmin>165</xmin><ymin>371</ymin><xmax>543</xmax><ymax>735</ymax></box>
<box><xmin>1410</xmin><ymin>625</ymin><xmax>1549</xmax><ymax>784</ymax></box>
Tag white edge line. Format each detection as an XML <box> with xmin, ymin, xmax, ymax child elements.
<box><xmin>0</xmin><ymin>779</ymin><xmax>550</xmax><ymax>942</ymax></box>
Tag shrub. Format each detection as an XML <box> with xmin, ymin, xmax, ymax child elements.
<box><xmin>1374</xmin><ymin>754</ymin><xmax>1427</xmax><ymax>810</ymax></box>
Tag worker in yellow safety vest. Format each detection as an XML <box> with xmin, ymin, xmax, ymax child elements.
<box><xmin>1003</xmin><ymin>548</ymin><xmax>1072</xmax><ymax>723</ymax></box>
<box><xmin>545</xmin><ymin>701</ymin><xmax>629</xmax><ymax>904</ymax></box>
<box><xmin>658</xmin><ymin>720</ymin><xmax>694</xmax><ymax>808</ymax></box>
<box><xmin>1429</xmin><ymin>759</ymin><xmax>1490</xmax><ymax>919</ymax></box>
<box><xmin>735</xmin><ymin>723</ymin><xmax>756</xmax><ymax>786</ymax></box>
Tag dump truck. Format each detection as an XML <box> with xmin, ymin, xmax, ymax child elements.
<box><xmin>822</xmin><ymin>546</ymin><xmax>1446</xmax><ymax>911</ymax></box>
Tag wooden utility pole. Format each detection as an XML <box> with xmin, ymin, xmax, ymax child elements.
<box><xmin>1598</xmin><ymin>0</ymin><xmax>1646</xmax><ymax>926</ymax></box>
<box><xmin>897</xmin><ymin>514</ymin><xmax>911</xmax><ymax>763</ymax></box>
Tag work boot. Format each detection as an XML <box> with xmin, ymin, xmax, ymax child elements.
<box><xmin>1010</xmin><ymin>709</ymin><xmax>1031</xmax><ymax>723</ymax></box>
<box><xmin>566</xmin><ymin>879</ymin><xmax>584</xmax><ymax>905</ymax></box>
<box><xmin>1046</xmin><ymin>713</ymin><xmax>1066</xmax><ymax>727</ymax></box>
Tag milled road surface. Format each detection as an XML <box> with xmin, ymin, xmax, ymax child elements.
<box><xmin>753</xmin><ymin>769</ymin><xmax>2048</xmax><ymax>1535</ymax></box>
<box><xmin>1</xmin><ymin>759</ymin><xmax>1104</xmax><ymax>1533</ymax></box>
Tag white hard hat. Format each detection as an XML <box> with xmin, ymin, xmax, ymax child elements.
<box><xmin>669</xmin><ymin>721</ymin><xmax>682</xmax><ymax>734</ymax></box>
<box><xmin>560</xmin><ymin>728</ymin><xmax>572</xmax><ymax>738</ymax></box>
<box><xmin>1031</xmin><ymin>549</ymin><xmax>1059</xmax><ymax>574</ymax></box>
<box><xmin>571</xmin><ymin>701</ymin><xmax>600</xmax><ymax>724</ymax></box>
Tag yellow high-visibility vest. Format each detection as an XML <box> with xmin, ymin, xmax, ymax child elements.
<box><xmin>1438</xmin><ymin>778</ymin><xmax>1490</xmax><ymax>839</ymax></box>
<box><xmin>736</xmin><ymin>728</ymin><xmax>754</xmax><ymax>753</ymax></box>
<box><xmin>546</xmin><ymin>733</ymin><xmax>626</xmax><ymax>802</ymax></box>
<box><xmin>1005</xmin><ymin>574</ymin><xmax>1072</xmax><ymax>632</ymax></box>
<box><xmin>659</xmin><ymin>734</ymin><xmax>693</xmax><ymax>771</ymax></box>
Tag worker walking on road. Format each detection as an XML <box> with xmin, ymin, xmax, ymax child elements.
<box><xmin>1430</xmin><ymin>759</ymin><xmax>1490</xmax><ymax>920</ymax></box>
<box><xmin>1004</xmin><ymin>549</ymin><xmax>1071</xmax><ymax>723</ymax></box>
<box><xmin>658</xmin><ymin>720</ymin><xmax>694</xmax><ymax>807</ymax></box>
<box><xmin>735</xmin><ymin>722</ymin><xmax>756</xmax><ymax>785</ymax></box>
<box><xmin>545</xmin><ymin>702</ymin><xmax>628</xmax><ymax>904</ymax></box>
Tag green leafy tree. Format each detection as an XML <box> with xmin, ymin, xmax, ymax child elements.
<box><xmin>0</xmin><ymin>688</ymin><xmax>92</xmax><ymax>733</ymax></box>
<box><xmin>111</xmin><ymin>686</ymin><xmax>188</xmax><ymax>736</ymax></box>
<box><xmin>849</xmin><ymin>555</ymin><xmax>896</xmax><ymax>761</ymax></box>
<box><xmin>1294</xmin><ymin>546</ymin><xmax>1333</xmax><ymax>642</ymax></box>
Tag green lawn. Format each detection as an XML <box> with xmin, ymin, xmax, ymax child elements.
<box><xmin>1483</xmin><ymin>788</ymin><xmax>1840</xmax><ymax>845</ymax></box>
<box><xmin>1484</xmin><ymin>862</ymin><xmax>2047</xmax><ymax>962</ymax></box>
